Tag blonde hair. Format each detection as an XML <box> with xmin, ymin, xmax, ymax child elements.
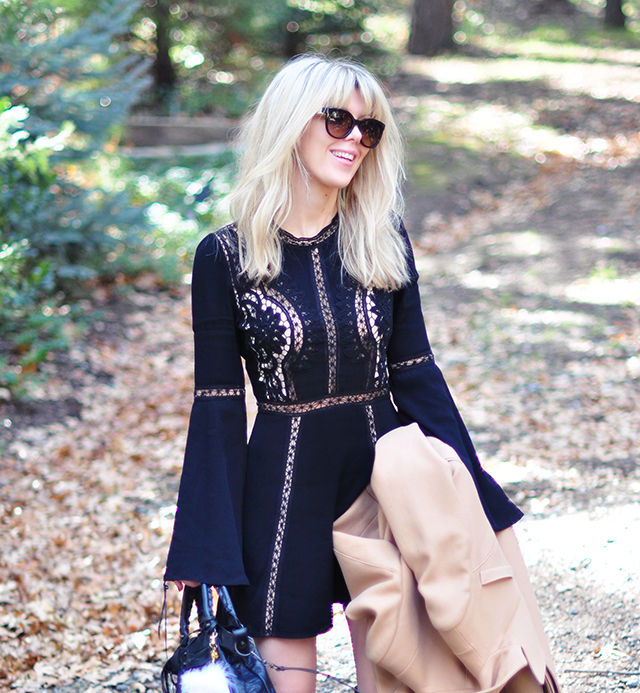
<box><xmin>228</xmin><ymin>54</ymin><xmax>409</xmax><ymax>290</ymax></box>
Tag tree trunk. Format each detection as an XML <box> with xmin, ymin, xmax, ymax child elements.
<box><xmin>408</xmin><ymin>0</ymin><xmax>454</xmax><ymax>56</ymax></box>
<box><xmin>152</xmin><ymin>0</ymin><xmax>177</xmax><ymax>94</ymax></box>
<box><xmin>605</xmin><ymin>0</ymin><xmax>626</xmax><ymax>28</ymax></box>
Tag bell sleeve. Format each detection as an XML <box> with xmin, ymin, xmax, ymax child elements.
<box><xmin>164</xmin><ymin>232</ymin><xmax>249</xmax><ymax>585</ymax></box>
<box><xmin>387</xmin><ymin>223</ymin><xmax>523</xmax><ymax>532</ymax></box>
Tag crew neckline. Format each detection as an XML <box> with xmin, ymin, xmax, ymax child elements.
<box><xmin>278</xmin><ymin>215</ymin><xmax>339</xmax><ymax>246</ymax></box>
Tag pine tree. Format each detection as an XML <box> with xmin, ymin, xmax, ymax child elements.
<box><xmin>0</xmin><ymin>0</ymin><xmax>149</xmax><ymax>282</ymax></box>
<box><xmin>0</xmin><ymin>0</ymin><xmax>149</xmax><ymax>394</ymax></box>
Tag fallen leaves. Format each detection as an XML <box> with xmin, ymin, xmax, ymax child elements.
<box><xmin>1</xmin><ymin>289</ymin><xmax>194</xmax><ymax>691</ymax></box>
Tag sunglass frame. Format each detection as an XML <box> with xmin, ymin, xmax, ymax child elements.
<box><xmin>320</xmin><ymin>107</ymin><xmax>385</xmax><ymax>149</ymax></box>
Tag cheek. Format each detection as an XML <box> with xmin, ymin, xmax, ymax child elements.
<box><xmin>354</xmin><ymin>150</ymin><xmax>370</xmax><ymax>174</ymax></box>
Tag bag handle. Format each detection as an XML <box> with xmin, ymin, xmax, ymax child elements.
<box><xmin>179</xmin><ymin>584</ymin><xmax>215</xmax><ymax>641</ymax></box>
<box><xmin>214</xmin><ymin>585</ymin><xmax>252</xmax><ymax>656</ymax></box>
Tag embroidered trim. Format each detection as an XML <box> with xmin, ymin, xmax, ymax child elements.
<box><xmin>194</xmin><ymin>387</ymin><xmax>245</xmax><ymax>399</ymax></box>
<box><xmin>365</xmin><ymin>404</ymin><xmax>377</xmax><ymax>445</ymax></box>
<box><xmin>312</xmin><ymin>247</ymin><xmax>338</xmax><ymax>394</ymax></box>
<box><xmin>264</xmin><ymin>416</ymin><xmax>301</xmax><ymax>635</ymax></box>
<box><xmin>388</xmin><ymin>353</ymin><xmax>435</xmax><ymax>372</ymax></box>
<box><xmin>279</xmin><ymin>217</ymin><xmax>338</xmax><ymax>246</ymax></box>
<box><xmin>258</xmin><ymin>388</ymin><xmax>389</xmax><ymax>414</ymax></box>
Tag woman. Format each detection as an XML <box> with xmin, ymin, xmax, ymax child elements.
<box><xmin>164</xmin><ymin>55</ymin><xmax>551</xmax><ymax>693</ymax></box>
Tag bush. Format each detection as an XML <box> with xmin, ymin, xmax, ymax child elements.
<box><xmin>0</xmin><ymin>0</ymin><xmax>150</xmax><ymax>397</ymax></box>
<box><xmin>0</xmin><ymin>102</ymin><xmax>73</xmax><ymax>394</ymax></box>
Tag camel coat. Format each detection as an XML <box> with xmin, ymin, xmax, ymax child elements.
<box><xmin>333</xmin><ymin>424</ymin><xmax>560</xmax><ymax>693</ymax></box>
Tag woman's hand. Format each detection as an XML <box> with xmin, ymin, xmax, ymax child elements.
<box><xmin>173</xmin><ymin>580</ymin><xmax>201</xmax><ymax>591</ymax></box>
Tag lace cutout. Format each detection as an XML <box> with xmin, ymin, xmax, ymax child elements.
<box><xmin>258</xmin><ymin>388</ymin><xmax>389</xmax><ymax>414</ymax></box>
<box><xmin>264</xmin><ymin>416</ymin><xmax>301</xmax><ymax>635</ymax></box>
<box><xmin>238</xmin><ymin>289</ymin><xmax>299</xmax><ymax>401</ymax></box>
<box><xmin>194</xmin><ymin>387</ymin><xmax>245</xmax><ymax>399</ymax></box>
<box><xmin>311</xmin><ymin>247</ymin><xmax>338</xmax><ymax>394</ymax></box>
<box><xmin>364</xmin><ymin>290</ymin><xmax>388</xmax><ymax>390</ymax></box>
<box><xmin>389</xmin><ymin>353</ymin><xmax>435</xmax><ymax>372</ymax></box>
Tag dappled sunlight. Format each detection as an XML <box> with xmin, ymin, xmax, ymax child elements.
<box><xmin>517</xmin><ymin>504</ymin><xmax>640</xmax><ymax>594</ymax></box>
<box><xmin>565</xmin><ymin>273</ymin><xmax>640</xmax><ymax>306</ymax></box>
<box><xmin>404</xmin><ymin>55</ymin><xmax>640</xmax><ymax>102</ymax></box>
<box><xmin>406</xmin><ymin>92</ymin><xmax>640</xmax><ymax>168</ymax></box>
<box><xmin>476</xmin><ymin>36</ymin><xmax>640</xmax><ymax>65</ymax></box>
<box><xmin>402</xmin><ymin>55</ymin><xmax>640</xmax><ymax>167</ymax></box>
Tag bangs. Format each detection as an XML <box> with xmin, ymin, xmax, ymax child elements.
<box><xmin>322</xmin><ymin>68</ymin><xmax>384</xmax><ymax>120</ymax></box>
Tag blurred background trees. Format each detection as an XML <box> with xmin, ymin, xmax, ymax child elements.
<box><xmin>132</xmin><ymin>0</ymin><xmax>400</xmax><ymax>115</ymax></box>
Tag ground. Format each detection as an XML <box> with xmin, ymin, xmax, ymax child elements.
<box><xmin>2</xmin><ymin>28</ymin><xmax>640</xmax><ymax>693</ymax></box>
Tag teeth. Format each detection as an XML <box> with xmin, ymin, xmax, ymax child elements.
<box><xmin>332</xmin><ymin>151</ymin><xmax>355</xmax><ymax>162</ymax></box>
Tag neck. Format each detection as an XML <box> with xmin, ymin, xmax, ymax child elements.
<box><xmin>281</xmin><ymin>174</ymin><xmax>339</xmax><ymax>239</ymax></box>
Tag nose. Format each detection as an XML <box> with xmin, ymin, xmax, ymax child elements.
<box><xmin>346</xmin><ymin>124</ymin><xmax>363</xmax><ymax>144</ymax></box>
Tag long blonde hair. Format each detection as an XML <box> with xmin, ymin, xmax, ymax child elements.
<box><xmin>228</xmin><ymin>54</ymin><xmax>409</xmax><ymax>290</ymax></box>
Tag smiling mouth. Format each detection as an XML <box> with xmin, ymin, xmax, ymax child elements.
<box><xmin>331</xmin><ymin>150</ymin><xmax>356</xmax><ymax>163</ymax></box>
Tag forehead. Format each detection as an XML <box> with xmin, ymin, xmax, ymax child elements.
<box><xmin>331</xmin><ymin>88</ymin><xmax>376</xmax><ymax>117</ymax></box>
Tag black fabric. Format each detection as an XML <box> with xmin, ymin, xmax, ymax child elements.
<box><xmin>165</xmin><ymin>217</ymin><xmax>523</xmax><ymax>638</ymax></box>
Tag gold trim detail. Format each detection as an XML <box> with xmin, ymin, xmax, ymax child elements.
<box><xmin>279</xmin><ymin>217</ymin><xmax>338</xmax><ymax>246</ymax></box>
<box><xmin>365</xmin><ymin>404</ymin><xmax>377</xmax><ymax>445</ymax></box>
<box><xmin>388</xmin><ymin>353</ymin><xmax>434</xmax><ymax>372</ymax></box>
<box><xmin>311</xmin><ymin>247</ymin><xmax>338</xmax><ymax>394</ymax></box>
<box><xmin>264</xmin><ymin>415</ymin><xmax>301</xmax><ymax>635</ymax></box>
<box><xmin>194</xmin><ymin>387</ymin><xmax>245</xmax><ymax>398</ymax></box>
<box><xmin>258</xmin><ymin>389</ymin><xmax>389</xmax><ymax>414</ymax></box>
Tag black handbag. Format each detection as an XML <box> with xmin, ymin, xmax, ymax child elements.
<box><xmin>161</xmin><ymin>584</ymin><xmax>276</xmax><ymax>693</ymax></box>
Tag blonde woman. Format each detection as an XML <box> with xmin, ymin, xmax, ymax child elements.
<box><xmin>165</xmin><ymin>55</ymin><xmax>556</xmax><ymax>693</ymax></box>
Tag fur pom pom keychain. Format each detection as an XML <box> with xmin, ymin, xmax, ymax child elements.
<box><xmin>178</xmin><ymin>660</ymin><xmax>235</xmax><ymax>693</ymax></box>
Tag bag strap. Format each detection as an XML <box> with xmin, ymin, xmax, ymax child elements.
<box><xmin>259</xmin><ymin>656</ymin><xmax>363</xmax><ymax>693</ymax></box>
<box><xmin>214</xmin><ymin>585</ymin><xmax>253</xmax><ymax>656</ymax></box>
<box><xmin>180</xmin><ymin>584</ymin><xmax>215</xmax><ymax>640</ymax></box>
<box><xmin>212</xmin><ymin>585</ymin><xmax>363</xmax><ymax>693</ymax></box>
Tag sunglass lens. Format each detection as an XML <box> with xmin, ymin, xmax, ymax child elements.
<box><xmin>325</xmin><ymin>109</ymin><xmax>353</xmax><ymax>138</ymax></box>
<box><xmin>360</xmin><ymin>120</ymin><xmax>383</xmax><ymax>148</ymax></box>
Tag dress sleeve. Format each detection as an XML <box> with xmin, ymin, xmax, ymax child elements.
<box><xmin>164</xmin><ymin>232</ymin><xmax>249</xmax><ymax>585</ymax></box>
<box><xmin>387</xmin><ymin>223</ymin><xmax>523</xmax><ymax>531</ymax></box>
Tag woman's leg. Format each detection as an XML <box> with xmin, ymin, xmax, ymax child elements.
<box><xmin>347</xmin><ymin>616</ymin><xmax>378</xmax><ymax>693</ymax></box>
<box><xmin>254</xmin><ymin>636</ymin><xmax>317</xmax><ymax>693</ymax></box>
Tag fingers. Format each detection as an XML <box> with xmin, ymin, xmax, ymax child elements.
<box><xmin>172</xmin><ymin>580</ymin><xmax>201</xmax><ymax>591</ymax></box>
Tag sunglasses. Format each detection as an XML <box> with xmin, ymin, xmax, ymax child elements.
<box><xmin>320</xmin><ymin>107</ymin><xmax>385</xmax><ymax>149</ymax></box>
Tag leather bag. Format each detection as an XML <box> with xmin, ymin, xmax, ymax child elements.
<box><xmin>161</xmin><ymin>584</ymin><xmax>276</xmax><ymax>693</ymax></box>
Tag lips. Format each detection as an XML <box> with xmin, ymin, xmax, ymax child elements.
<box><xmin>331</xmin><ymin>149</ymin><xmax>357</xmax><ymax>163</ymax></box>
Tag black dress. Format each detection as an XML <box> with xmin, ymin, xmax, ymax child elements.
<box><xmin>164</xmin><ymin>216</ymin><xmax>522</xmax><ymax>639</ymax></box>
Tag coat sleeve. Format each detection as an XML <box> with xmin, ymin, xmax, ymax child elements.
<box><xmin>387</xmin><ymin>222</ymin><xmax>523</xmax><ymax>532</ymax></box>
<box><xmin>164</xmin><ymin>232</ymin><xmax>249</xmax><ymax>585</ymax></box>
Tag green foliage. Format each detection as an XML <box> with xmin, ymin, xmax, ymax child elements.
<box><xmin>132</xmin><ymin>0</ymin><xmax>404</xmax><ymax>117</ymax></box>
<box><xmin>0</xmin><ymin>0</ymin><xmax>150</xmax><ymax>144</ymax></box>
<box><xmin>0</xmin><ymin>0</ymin><xmax>151</xmax><ymax>288</ymax></box>
<box><xmin>0</xmin><ymin>1</ymin><xmax>151</xmax><ymax>397</ymax></box>
<box><xmin>111</xmin><ymin>153</ymin><xmax>236</xmax><ymax>283</ymax></box>
<box><xmin>0</xmin><ymin>101</ymin><xmax>71</xmax><ymax>394</ymax></box>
